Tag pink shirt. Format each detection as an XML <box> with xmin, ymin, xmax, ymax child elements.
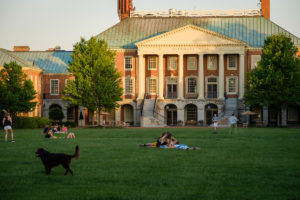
<box><xmin>62</xmin><ymin>127</ymin><xmax>68</xmax><ymax>133</ymax></box>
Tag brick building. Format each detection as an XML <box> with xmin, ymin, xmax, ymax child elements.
<box><xmin>0</xmin><ymin>0</ymin><xmax>299</xmax><ymax>127</ymax></box>
<box><xmin>96</xmin><ymin>0</ymin><xmax>300</xmax><ymax>127</ymax></box>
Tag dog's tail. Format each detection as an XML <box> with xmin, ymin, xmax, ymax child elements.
<box><xmin>71</xmin><ymin>145</ymin><xmax>80</xmax><ymax>159</ymax></box>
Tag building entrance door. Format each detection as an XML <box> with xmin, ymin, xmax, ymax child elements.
<box><xmin>166</xmin><ymin>104</ymin><xmax>177</xmax><ymax>126</ymax></box>
<box><xmin>167</xmin><ymin>84</ymin><xmax>177</xmax><ymax>99</ymax></box>
<box><xmin>205</xmin><ymin>104</ymin><xmax>218</xmax><ymax>125</ymax></box>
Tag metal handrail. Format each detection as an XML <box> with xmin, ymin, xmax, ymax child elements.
<box><xmin>153</xmin><ymin>96</ymin><xmax>167</xmax><ymax>124</ymax></box>
<box><xmin>140</xmin><ymin>93</ymin><xmax>146</xmax><ymax>117</ymax></box>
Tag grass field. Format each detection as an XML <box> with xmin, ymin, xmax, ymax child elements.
<box><xmin>0</xmin><ymin>127</ymin><xmax>299</xmax><ymax>200</ymax></box>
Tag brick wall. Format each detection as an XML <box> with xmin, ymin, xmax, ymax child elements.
<box><xmin>21</xmin><ymin>68</ymin><xmax>43</xmax><ymax>117</ymax></box>
<box><xmin>43</xmin><ymin>74</ymin><xmax>74</xmax><ymax>99</ymax></box>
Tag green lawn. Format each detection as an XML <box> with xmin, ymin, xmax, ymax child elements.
<box><xmin>0</xmin><ymin>127</ymin><xmax>299</xmax><ymax>200</ymax></box>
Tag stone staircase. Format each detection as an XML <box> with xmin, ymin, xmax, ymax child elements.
<box><xmin>140</xmin><ymin>99</ymin><xmax>165</xmax><ymax>127</ymax></box>
<box><xmin>213</xmin><ymin>98</ymin><xmax>238</xmax><ymax>127</ymax></box>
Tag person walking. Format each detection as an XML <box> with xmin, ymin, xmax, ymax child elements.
<box><xmin>229</xmin><ymin>113</ymin><xmax>238</xmax><ymax>134</ymax></box>
<box><xmin>3</xmin><ymin>113</ymin><xmax>14</xmax><ymax>143</ymax></box>
<box><xmin>212</xmin><ymin>113</ymin><xmax>218</xmax><ymax>134</ymax></box>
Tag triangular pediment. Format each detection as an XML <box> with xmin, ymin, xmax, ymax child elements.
<box><xmin>136</xmin><ymin>24</ymin><xmax>246</xmax><ymax>46</ymax></box>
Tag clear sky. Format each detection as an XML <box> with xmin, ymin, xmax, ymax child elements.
<box><xmin>0</xmin><ymin>0</ymin><xmax>299</xmax><ymax>51</ymax></box>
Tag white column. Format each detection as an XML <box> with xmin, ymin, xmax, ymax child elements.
<box><xmin>218</xmin><ymin>53</ymin><xmax>224</xmax><ymax>100</ymax></box>
<box><xmin>137</xmin><ymin>54</ymin><xmax>145</xmax><ymax>99</ymax></box>
<box><xmin>178</xmin><ymin>54</ymin><xmax>184</xmax><ymax>99</ymax></box>
<box><xmin>198</xmin><ymin>54</ymin><xmax>204</xmax><ymax>99</ymax></box>
<box><xmin>158</xmin><ymin>54</ymin><xmax>164</xmax><ymax>99</ymax></box>
<box><xmin>239</xmin><ymin>53</ymin><xmax>245</xmax><ymax>99</ymax></box>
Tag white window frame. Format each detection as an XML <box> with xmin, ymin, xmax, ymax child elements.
<box><xmin>187</xmin><ymin>56</ymin><xmax>197</xmax><ymax>71</ymax></box>
<box><xmin>207</xmin><ymin>55</ymin><xmax>217</xmax><ymax>70</ymax></box>
<box><xmin>251</xmin><ymin>55</ymin><xmax>261</xmax><ymax>70</ymax></box>
<box><xmin>167</xmin><ymin>56</ymin><xmax>177</xmax><ymax>70</ymax></box>
<box><xmin>148</xmin><ymin>56</ymin><xmax>157</xmax><ymax>70</ymax></box>
<box><xmin>205</xmin><ymin>76</ymin><xmax>218</xmax><ymax>99</ymax></box>
<box><xmin>146</xmin><ymin>76</ymin><xmax>157</xmax><ymax>95</ymax></box>
<box><xmin>227</xmin><ymin>55</ymin><xmax>237</xmax><ymax>70</ymax></box>
<box><xmin>50</xmin><ymin>79</ymin><xmax>59</xmax><ymax>95</ymax></box>
<box><xmin>124</xmin><ymin>56</ymin><xmax>133</xmax><ymax>71</ymax></box>
<box><xmin>65</xmin><ymin>79</ymin><xmax>70</xmax><ymax>86</ymax></box>
<box><xmin>124</xmin><ymin>77</ymin><xmax>135</xmax><ymax>95</ymax></box>
<box><xmin>185</xmin><ymin>76</ymin><xmax>198</xmax><ymax>94</ymax></box>
<box><xmin>226</xmin><ymin>76</ymin><xmax>238</xmax><ymax>95</ymax></box>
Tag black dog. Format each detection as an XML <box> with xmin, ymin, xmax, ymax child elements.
<box><xmin>36</xmin><ymin>145</ymin><xmax>79</xmax><ymax>176</ymax></box>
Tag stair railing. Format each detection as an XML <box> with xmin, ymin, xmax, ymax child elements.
<box><xmin>153</xmin><ymin>95</ymin><xmax>167</xmax><ymax>124</ymax></box>
<box><xmin>140</xmin><ymin>93</ymin><xmax>147</xmax><ymax>117</ymax></box>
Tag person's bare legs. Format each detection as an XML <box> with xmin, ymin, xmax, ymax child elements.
<box><xmin>9</xmin><ymin>129</ymin><xmax>14</xmax><ymax>141</ymax></box>
<box><xmin>4</xmin><ymin>129</ymin><xmax>8</xmax><ymax>143</ymax></box>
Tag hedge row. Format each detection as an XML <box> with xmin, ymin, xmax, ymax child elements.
<box><xmin>13</xmin><ymin>117</ymin><xmax>51</xmax><ymax>129</ymax></box>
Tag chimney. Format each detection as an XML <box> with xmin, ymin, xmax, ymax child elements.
<box><xmin>261</xmin><ymin>0</ymin><xmax>270</xmax><ymax>20</ymax></box>
<box><xmin>13</xmin><ymin>46</ymin><xmax>30</xmax><ymax>52</ymax></box>
<box><xmin>118</xmin><ymin>0</ymin><xmax>135</xmax><ymax>20</ymax></box>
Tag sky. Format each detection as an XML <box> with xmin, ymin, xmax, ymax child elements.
<box><xmin>0</xmin><ymin>0</ymin><xmax>299</xmax><ymax>51</ymax></box>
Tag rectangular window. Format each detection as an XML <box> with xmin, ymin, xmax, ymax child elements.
<box><xmin>125</xmin><ymin>78</ymin><xmax>133</xmax><ymax>94</ymax></box>
<box><xmin>167</xmin><ymin>56</ymin><xmax>177</xmax><ymax>70</ymax></box>
<box><xmin>228</xmin><ymin>55</ymin><xmax>237</xmax><ymax>69</ymax></box>
<box><xmin>228</xmin><ymin>78</ymin><xmax>236</xmax><ymax>93</ymax></box>
<box><xmin>148</xmin><ymin>56</ymin><xmax>157</xmax><ymax>70</ymax></box>
<box><xmin>50</xmin><ymin>79</ymin><xmax>59</xmax><ymax>95</ymax></box>
<box><xmin>188</xmin><ymin>78</ymin><xmax>197</xmax><ymax>93</ymax></box>
<box><xmin>207</xmin><ymin>55</ymin><xmax>217</xmax><ymax>70</ymax></box>
<box><xmin>149</xmin><ymin>79</ymin><xmax>157</xmax><ymax>94</ymax></box>
<box><xmin>187</xmin><ymin>56</ymin><xmax>197</xmax><ymax>70</ymax></box>
<box><xmin>125</xmin><ymin>57</ymin><xmax>133</xmax><ymax>70</ymax></box>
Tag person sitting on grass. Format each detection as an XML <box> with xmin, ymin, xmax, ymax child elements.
<box><xmin>45</xmin><ymin>130</ymin><xmax>57</xmax><ymax>139</ymax></box>
<box><xmin>43</xmin><ymin>125</ymin><xmax>50</xmax><ymax>134</ymax></box>
<box><xmin>62</xmin><ymin>125</ymin><xmax>68</xmax><ymax>134</ymax></box>
<box><xmin>67</xmin><ymin>132</ymin><xmax>75</xmax><ymax>139</ymax></box>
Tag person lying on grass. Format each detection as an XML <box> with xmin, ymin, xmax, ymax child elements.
<box><xmin>139</xmin><ymin>132</ymin><xmax>199</xmax><ymax>150</ymax></box>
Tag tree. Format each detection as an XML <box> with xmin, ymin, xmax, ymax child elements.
<box><xmin>244</xmin><ymin>34</ymin><xmax>300</xmax><ymax>127</ymax></box>
<box><xmin>48</xmin><ymin>107</ymin><xmax>64</xmax><ymax>123</ymax></box>
<box><xmin>0</xmin><ymin>62</ymin><xmax>37</xmax><ymax>116</ymax></box>
<box><xmin>63</xmin><ymin>37</ymin><xmax>123</xmax><ymax>126</ymax></box>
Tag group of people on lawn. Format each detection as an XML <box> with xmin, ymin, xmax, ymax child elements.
<box><xmin>43</xmin><ymin>124</ymin><xmax>75</xmax><ymax>139</ymax></box>
<box><xmin>140</xmin><ymin>132</ymin><xmax>199</xmax><ymax>150</ymax></box>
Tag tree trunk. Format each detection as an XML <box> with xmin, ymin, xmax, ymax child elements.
<box><xmin>277</xmin><ymin>107</ymin><xmax>281</xmax><ymax>127</ymax></box>
<box><xmin>98</xmin><ymin>110</ymin><xmax>101</xmax><ymax>127</ymax></box>
<box><xmin>91</xmin><ymin>110</ymin><xmax>94</xmax><ymax>127</ymax></box>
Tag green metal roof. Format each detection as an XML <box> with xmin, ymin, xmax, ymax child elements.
<box><xmin>0</xmin><ymin>49</ymin><xmax>73</xmax><ymax>74</ymax></box>
<box><xmin>95</xmin><ymin>16</ymin><xmax>300</xmax><ymax>49</ymax></box>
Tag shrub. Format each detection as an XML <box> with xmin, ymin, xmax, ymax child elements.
<box><xmin>13</xmin><ymin>116</ymin><xmax>51</xmax><ymax>129</ymax></box>
<box><xmin>63</xmin><ymin>121</ymin><xmax>76</xmax><ymax>128</ymax></box>
<box><xmin>49</xmin><ymin>107</ymin><xmax>64</xmax><ymax>122</ymax></box>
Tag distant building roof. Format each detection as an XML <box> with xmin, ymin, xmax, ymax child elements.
<box><xmin>0</xmin><ymin>49</ymin><xmax>72</xmax><ymax>74</ymax></box>
<box><xmin>95</xmin><ymin>16</ymin><xmax>300</xmax><ymax>49</ymax></box>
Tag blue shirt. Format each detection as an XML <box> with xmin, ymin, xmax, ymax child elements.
<box><xmin>229</xmin><ymin>116</ymin><xmax>238</xmax><ymax>124</ymax></box>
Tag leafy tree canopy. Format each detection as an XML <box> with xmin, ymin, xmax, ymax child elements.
<box><xmin>63</xmin><ymin>37</ymin><xmax>123</xmax><ymax>124</ymax></box>
<box><xmin>244</xmin><ymin>34</ymin><xmax>300</xmax><ymax>107</ymax></box>
<box><xmin>0</xmin><ymin>62</ymin><xmax>37</xmax><ymax>116</ymax></box>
